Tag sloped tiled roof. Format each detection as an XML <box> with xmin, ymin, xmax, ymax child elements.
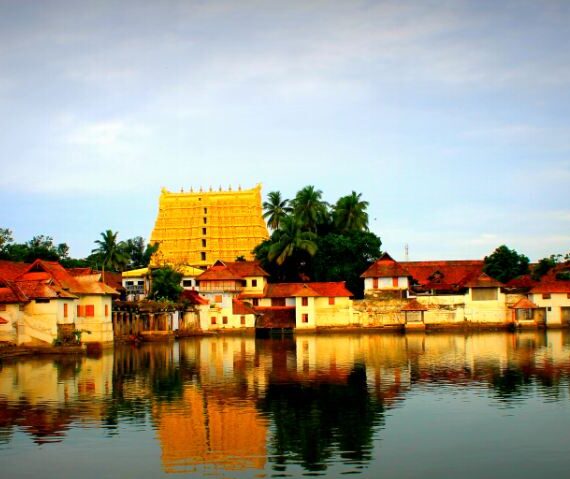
<box><xmin>16</xmin><ymin>280</ymin><xmax>77</xmax><ymax>299</ymax></box>
<box><xmin>505</xmin><ymin>275</ymin><xmax>538</xmax><ymax>290</ymax></box>
<box><xmin>463</xmin><ymin>271</ymin><xmax>504</xmax><ymax>288</ymax></box>
<box><xmin>232</xmin><ymin>299</ymin><xmax>256</xmax><ymax>315</ymax></box>
<box><xmin>401</xmin><ymin>299</ymin><xmax>428</xmax><ymax>311</ymax></box>
<box><xmin>0</xmin><ymin>281</ymin><xmax>29</xmax><ymax>303</ymax></box>
<box><xmin>0</xmin><ymin>316</ymin><xmax>8</xmax><ymax>324</ymax></box>
<box><xmin>361</xmin><ymin>253</ymin><xmax>411</xmax><ymax>278</ymax></box>
<box><xmin>224</xmin><ymin>261</ymin><xmax>269</xmax><ymax>277</ymax></box>
<box><xmin>0</xmin><ymin>260</ymin><xmax>29</xmax><ymax>281</ymax></box>
<box><xmin>511</xmin><ymin>297</ymin><xmax>539</xmax><ymax>309</ymax></box>
<box><xmin>531</xmin><ymin>282</ymin><xmax>570</xmax><ymax>294</ymax></box>
<box><xmin>197</xmin><ymin>260</ymin><xmax>268</xmax><ymax>281</ymax></box>
<box><xmin>180</xmin><ymin>289</ymin><xmax>209</xmax><ymax>305</ymax></box>
<box><xmin>402</xmin><ymin>260</ymin><xmax>484</xmax><ymax>289</ymax></box>
<box><xmin>265</xmin><ymin>282</ymin><xmax>353</xmax><ymax>298</ymax></box>
<box><xmin>75</xmin><ymin>275</ymin><xmax>119</xmax><ymax>295</ymax></box>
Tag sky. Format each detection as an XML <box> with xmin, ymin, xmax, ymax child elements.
<box><xmin>1</xmin><ymin>0</ymin><xmax>569</xmax><ymax>261</ymax></box>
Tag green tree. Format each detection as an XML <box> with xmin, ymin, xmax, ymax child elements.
<box><xmin>91</xmin><ymin>230</ymin><xmax>129</xmax><ymax>272</ymax></box>
<box><xmin>291</xmin><ymin>185</ymin><xmax>329</xmax><ymax>233</ymax></box>
<box><xmin>0</xmin><ymin>228</ymin><xmax>13</xmax><ymax>253</ymax></box>
<box><xmin>149</xmin><ymin>267</ymin><xmax>183</xmax><ymax>301</ymax></box>
<box><xmin>268</xmin><ymin>215</ymin><xmax>318</xmax><ymax>266</ymax></box>
<box><xmin>332</xmin><ymin>191</ymin><xmax>369</xmax><ymax>233</ymax></box>
<box><xmin>312</xmin><ymin>231</ymin><xmax>382</xmax><ymax>298</ymax></box>
<box><xmin>263</xmin><ymin>191</ymin><xmax>292</xmax><ymax>231</ymax></box>
<box><xmin>483</xmin><ymin>245</ymin><xmax>530</xmax><ymax>283</ymax></box>
<box><xmin>123</xmin><ymin>236</ymin><xmax>158</xmax><ymax>269</ymax></box>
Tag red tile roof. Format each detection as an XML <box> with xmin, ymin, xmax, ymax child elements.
<box><xmin>224</xmin><ymin>261</ymin><xmax>269</xmax><ymax>277</ymax></box>
<box><xmin>197</xmin><ymin>260</ymin><xmax>269</xmax><ymax>281</ymax></box>
<box><xmin>531</xmin><ymin>282</ymin><xmax>570</xmax><ymax>294</ymax></box>
<box><xmin>401</xmin><ymin>299</ymin><xmax>428</xmax><ymax>311</ymax></box>
<box><xmin>505</xmin><ymin>275</ymin><xmax>538</xmax><ymax>289</ymax></box>
<box><xmin>180</xmin><ymin>289</ymin><xmax>209</xmax><ymax>305</ymax></box>
<box><xmin>265</xmin><ymin>282</ymin><xmax>353</xmax><ymax>298</ymax></box>
<box><xmin>0</xmin><ymin>260</ymin><xmax>29</xmax><ymax>281</ymax></box>
<box><xmin>463</xmin><ymin>271</ymin><xmax>504</xmax><ymax>288</ymax></box>
<box><xmin>0</xmin><ymin>281</ymin><xmax>29</xmax><ymax>303</ymax></box>
<box><xmin>232</xmin><ymin>299</ymin><xmax>256</xmax><ymax>315</ymax></box>
<box><xmin>402</xmin><ymin>260</ymin><xmax>484</xmax><ymax>289</ymax></box>
<box><xmin>361</xmin><ymin>253</ymin><xmax>411</xmax><ymax>278</ymax></box>
<box><xmin>0</xmin><ymin>316</ymin><xmax>8</xmax><ymax>325</ymax></box>
<box><xmin>511</xmin><ymin>298</ymin><xmax>539</xmax><ymax>309</ymax></box>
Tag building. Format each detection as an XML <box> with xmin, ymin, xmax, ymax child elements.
<box><xmin>121</xmin><ymin>264</ymin><xmax>204</xmax><ymax>301</ymax></box>
<box><xmin>0</xmin><ymin>259</ymin><xmax>118</xmax><ymax>345</ymax></box>
<box><xmin>359</xmin><ymin>253</ymin><xmax>570</xmax><ymax>329</ymax></box>
<box><xmin>195</xmin><ymin>260</ymin><xmax>354</xmax><ymax>331</ymax></box>
<box><xmin>149</xmin><ymin>184</ymin><xmax>269</xmax><ymax>269</ymax></box>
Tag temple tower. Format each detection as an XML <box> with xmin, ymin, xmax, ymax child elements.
<box><xmin>150</xmin><ymin>184</ymin><xmax>268</xmax><ymax>268</ymax></box>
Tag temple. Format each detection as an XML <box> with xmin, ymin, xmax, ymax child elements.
<box><xmin>150</xmin><ymin>184</ymin><xmax>268</xmax><ymax>268</ymax></box>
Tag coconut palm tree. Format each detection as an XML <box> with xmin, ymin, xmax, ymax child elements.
<box><xmin>333</xmin><ymin>191</ymin><xmax>369</xmax><ymax>233</ymax></box>
<box><xmin>92</xmin><ymin>230</ymin><xmax>129</xmax><ymax>272</ymax></box>
<box><xmin>291</xmin><ymin>185</ymin><xmax>329</xmax><ymax>232</ymax></box>
<box><xmin>263</xmin><ymin>191</ymin><xmax>292</xmax><ymax>230</ymax></box>
<box><xmin>268</xmin><ymin>215</ymin><xmax>318</xmax><ymax>266</ymax></box>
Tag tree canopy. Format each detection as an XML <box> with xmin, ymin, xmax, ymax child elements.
<box><xmin>483</xmin><ymin>245</ymin><xmax>530</xmax><ymax>283</ymax></box>
<box><xmin>149</xmin><ymin>267</ymin><xmax>183</xmax><ymax>301</ymax></box>
<box><xmin>257</xmin><ymin>187</ymin><xmax>382</xmax><ymax>297</ymax></box>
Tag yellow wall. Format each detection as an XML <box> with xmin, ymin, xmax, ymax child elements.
<box><xmin>530</xmin><ymin>292</ymin><xmax>570</xmax><ymax>326</ymax></box>
<box><xmin>76</xmin><ymin>295</ymin><xmax>114</xmax><ymax>343</ymax></box>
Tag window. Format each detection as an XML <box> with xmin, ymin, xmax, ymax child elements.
<box><xmin>302</xmin><ymin>313</ymin><xmax>309</xmax><ymax>323</ymax></box>
<box><xmin>105</xmin><ymin>304</ymin><xmax>109</xmax><ymax>317</ymax></box>
<box><xmin>392</xmin><ymin>277</ymin><xmax>399</xmax><ymax>288</ymax></box>
<box><xmin>272</xmin><ymin>298</ymin><xmax>286</xmax><ymax>307</ymax></box>
<box><xmin>202</xmin><ymin>228</ymin><xmax>207</xmax><ymax>235</ymax></box>
<box><xmin>252</xmin><ymin>298</ymin><xmax>259</xmax><ymax>306</ymax></box>
<box><xmin>373</xmin><ymin>278</ymin><xmax>379</xmax><ymax>289</ymax></box>
<box><xmin>204</xmin><ymin>207</ymin><xmax>208</xmax><ymax>214</ymax></box>
<box><xmin>202</xmin><ymin>239</ymin><xmax>207</xmax><ymax>247</ymax></box>
<box><xmin>240</xmin><ymin>315</ymin><xmax>246</xmax><ymax>325</ymax></box>
<box><xmin>201</xmin><ymin>252</ymin><xmax>206</xmax><ymax>261</ymax></box>
<box><xmin>203</xmin><ymin>217</ymin><xmax>207</xmax><ymax>224</ymax></box>
<box><xmin>126</xmin><ymin>280</ymin><xmax>134</xmax><ymax>286</ymax></box>
<box><xmin>215</xmin><ymin>295</ymin><xmax>223</xmax><ymax>303</ymax></box>
<box><xmin>222</xmin><ymin>316</ymin><xmax>228</xmax><ymax>324</ymax></box>
<box><xmin>211</xmin><ymin>316</ymin><xmax>217</xmax><ymax>325</ymax></box>
<box><xmin>85</xmin><ymin>305</ymin><xmax>95</xmax><ymax>317</ymax></box>
<box><xmin>252</xmin><ymin>279</ymin><xmax>258</xmax><ymax>287</ymax></box>
<box><xmin>77</xmin><ymin>305</ymin><xmax>84</xmax><ymax>317</ymax></box>
<box><xmin>472</xmin><ymin>288</ymin><xmax>498</xmax><ymax>301</ymax></box>
<box><xmin>137</xmin><ymin>280</ymin><xmax>144</xmax><ymax>285</ymax></box>
<box><xmin>35</xmin><ymin>298</ymin><xmax>50</xmax><ymax>303</ymax></box>
<box><xmin>182</xmin><ymin>280</ymin><xmax>192</xmax><ymax>287</ymax></box>
<box><xmin>542</xmin><ymin>293</ymin><xmax>551</xmax><ymax>299</ymax></box>
<box><xmin>302</xmin><ymin>297</ymin><xmax>309</xmax><ymax>307</ymax></box>
<box><xmin>63</xmin><ymin>303</ymin><xmax>68</xmax><ymax>318</ymax></box>
<box><xmin>328</xmin><ymin>297</ymin><xmax>335</xmax><ymax>305</ymax></box>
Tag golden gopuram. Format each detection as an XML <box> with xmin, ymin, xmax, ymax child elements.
<box><xmin>150</xmin><ymin>184</ymin><xmax>268</xmax><ymax>268</ymax></box>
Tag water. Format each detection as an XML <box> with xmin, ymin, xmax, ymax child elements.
<box><xmin>2</xmin><ymin>331</ymin><xmax>570</xmax><ymax>478</ymax></box>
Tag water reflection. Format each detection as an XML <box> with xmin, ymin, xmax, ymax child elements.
<box><xmin>1</xmin><ymin>330</ymin><xmax>570</xmax><ymax>477</ymax></box>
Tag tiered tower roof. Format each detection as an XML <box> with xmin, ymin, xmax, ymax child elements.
<box><xmin>150</xmin><ymin>184</ymin><xmax>268</xmax><ymax>268</ymax></box>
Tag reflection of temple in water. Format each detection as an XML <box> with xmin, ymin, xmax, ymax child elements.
<box><xmin>2</xmin><ymin>330</ymin><xmax>570</xmax><ymax>473</ymax></box>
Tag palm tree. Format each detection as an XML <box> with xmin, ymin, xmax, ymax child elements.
<box><xmin>263</xmin><ymin>191</ymin><xmax>292</xmax><ymax>230</ymax></box>
<box><xmin>268</xmin><ymin>216</ymin><xmax>318</xmax><ymax>266</ymax></box>
<box><xmin>333</xmin><ymin>191</ymin><xmax>369</xmax><ymax>233</ymax></box>
<box><xmin>291</xmin><ymin>185</ymin><xmax>329</xmax><ymax>232</ymax></box>
<box><xmin>92</xmin><ymin>230</ymin><xmax>129</xmax><ymax>273</ymax></box>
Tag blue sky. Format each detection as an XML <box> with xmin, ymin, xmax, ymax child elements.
<box><xmin>1</xmin><ymin>0</ymin><xmax>569</xmax><ymax>261</ymax></box>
